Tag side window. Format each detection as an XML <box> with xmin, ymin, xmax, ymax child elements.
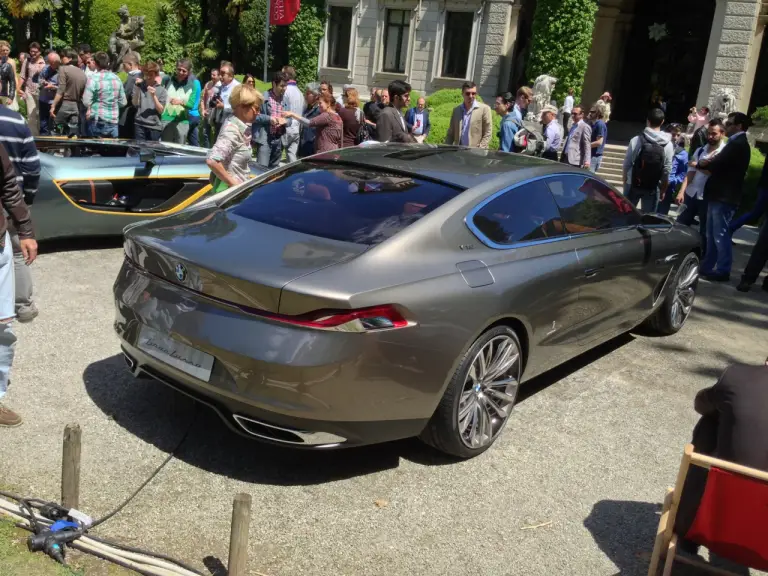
<box><xmin>471</xmin><ymin>180</ymin><xmax>566</xmax><ymax>246</ymax></box>
<box><xmin>545</xmin><ymin>175</ymin><xmax>640</xmax><ymax>234</ymax></box>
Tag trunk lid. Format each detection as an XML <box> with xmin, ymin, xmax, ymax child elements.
<box><xmin>124</xmin><ymin>206</ymin><xmax>366</xmax><ymax>313</ymax></box>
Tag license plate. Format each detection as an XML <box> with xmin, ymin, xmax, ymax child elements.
<box><xmin>137</xmin><ymin>326</ymin><xmax>214</xmax><ymax>382</ymax></box>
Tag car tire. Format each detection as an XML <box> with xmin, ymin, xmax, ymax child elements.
<box><xmin>643</xmin><ymin>251</ymin><xmax>699</xmax><ymax>336</ymax></box>
<box><xmin>421</xmin><ymin>325</ymin><xmax>523</xmax><ymax>459</ymax></box>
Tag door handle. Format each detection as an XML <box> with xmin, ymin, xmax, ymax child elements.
<box><xmin>584</xmin><ymin>267</ymin><xmax>603</xmax><ymax>278</ymax></box>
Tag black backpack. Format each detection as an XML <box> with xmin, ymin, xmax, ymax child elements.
<box><xmin>632</xmin><ymin>133</ymin><xmax>666</xmax><ymax>190</ymax></box>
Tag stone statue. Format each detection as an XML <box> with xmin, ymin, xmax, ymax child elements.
<box><xmin>108</xmin><ymin>5</ymin><xmax>145</xmax><ymax>71</ymax></box>
<box><xmin>525</xmin><ymin>74</ymin><xmax>558</xmax><ymax>122</ymax></box>
<box><xmin>710</xmin><ymin>87</ymin><xmax>736</xmax><ymax>121</ymax></box>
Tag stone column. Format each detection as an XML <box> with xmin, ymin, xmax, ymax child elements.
<box><xmin>581</xmin><ymin>2</ymin><xmax>621</xmax><ymax>107</ymax></box>
<box><xmin>742</xmin><ymin>6</ymin><xmax>767</xmax><ymax>110</ymax></box>
<box><xmin>696</xmin><ymin>0</ymin><xmax>762</xmax><ymax>110</ymax></box>
<box><xmin>497</xmin><ymin>2</ymin><xmax>522</xmax><ymax>94</ymax></box>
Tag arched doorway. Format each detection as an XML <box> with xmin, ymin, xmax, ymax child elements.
<box><xmin>613</xmin><ymin>0</ymin><xmax>716</xmax><ymax>123</ymax></box>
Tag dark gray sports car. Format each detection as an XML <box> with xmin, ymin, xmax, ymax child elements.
<box><xmin>114</xmin><ymin>145</ymin><xmax>700</xmax><ymax>458</ymax></box>
<box><xmin>32</xmin><ymin>137</ymin><xmax>263</xmax><ymax>241</ymax></box>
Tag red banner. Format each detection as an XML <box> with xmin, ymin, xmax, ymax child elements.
<box><xmin>270</xmin><ymin>0</ymin><xmax>300</xmax><ymax>25</ymax></box>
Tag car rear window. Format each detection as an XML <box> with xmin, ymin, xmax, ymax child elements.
<box><xmin>222</xmin><ymin>162</ymin><xmax>463</xmax><ymax>245</ymax></box>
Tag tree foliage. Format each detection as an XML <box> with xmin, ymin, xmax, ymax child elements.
<box><xmin>526</xmin><ymin>0</ymin><xmax>598</xmax><ymax>103</ymax></box>
<box><xmin>286</xmin><ymin>0</ymin><xmax>326</xmax><ymax>87</ymax></box>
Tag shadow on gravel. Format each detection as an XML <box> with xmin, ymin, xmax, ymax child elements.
<box><xmin>518</xmin><ymin>333</ymin><xmax>634</xmax><ymax>404</ymax></box>
<box><xmin>82</xmin><ymin>354</ymin><xmax>456</xmax><ymax>485</ymax></box>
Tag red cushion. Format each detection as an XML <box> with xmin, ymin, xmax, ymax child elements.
<box><xmin>685</xmin><ymin>466</ymin><xmax>768</xmax><ymax>571</ymax></box>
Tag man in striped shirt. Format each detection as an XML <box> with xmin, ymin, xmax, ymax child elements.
<box><xmin>0</xmin><ymin>103</ymin><xmax>39</xmax><ymax>322</ymax></box>
<box><xmin>82</xmin><ymin>51</ymin><xmax>126</xmax><ymax>138</ymax></box>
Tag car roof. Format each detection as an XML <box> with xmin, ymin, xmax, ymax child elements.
<box><xmin>310</xmin><ymin>144</ymin><xmax>562</xmax><ymax>189</ymax></box>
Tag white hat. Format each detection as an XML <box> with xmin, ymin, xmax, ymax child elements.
<box><xmin>541</xmin><ymin>104</ymin><xmax>558</xmax><ymax>114</ymax></box>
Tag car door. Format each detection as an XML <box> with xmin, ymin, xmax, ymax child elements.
<box><xmin>466</xmin><ymin>179</ymin><xmax>585</xmax><ymax>374</ymax></box>
<box><xmin>544</xmin><ymin>174</ymin><xmax>660</xmax><ymax>344</ymax></box>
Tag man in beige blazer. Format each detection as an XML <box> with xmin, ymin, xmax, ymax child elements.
<box><xmin>445</xmin><ymin>81</ymin><xmax>492</xmax><ymax>149</ymax></box>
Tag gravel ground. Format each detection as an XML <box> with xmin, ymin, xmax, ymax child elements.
<box><xmin>0</xmin><ymin>229</ymin><xmax>766</xmax><ymax>576</ymax></box>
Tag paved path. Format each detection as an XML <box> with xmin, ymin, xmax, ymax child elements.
<box><xmin>0</xmin><ymin>229</ymin><xmax>766</xmax><ymax>576</ymax></box>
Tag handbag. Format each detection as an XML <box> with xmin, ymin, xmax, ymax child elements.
<box><xmin>354</xmin><ymin>108</ymin><xmax>370</xmax><ymax>145</ymax></box>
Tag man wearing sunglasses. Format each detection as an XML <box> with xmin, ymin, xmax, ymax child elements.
<box><xmin>445</xmin><ymin>81</ymin><xmax>492</xmax><ymax>149</ymax></box>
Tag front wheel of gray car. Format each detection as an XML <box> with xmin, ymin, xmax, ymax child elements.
<box><xmin>643</xmin><ymin>251</ymin><xmax>700</xmax><ymax>336</ymax></box>
<box><xmin>421</xmin><ymin>326</ymin><xmax>523</xmax><ymax>459</ymax></box>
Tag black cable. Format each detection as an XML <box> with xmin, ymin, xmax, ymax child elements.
<box><xmin>89</xmin><ymin>405</ymin><xmax>198</xmax><ymax>529</ymax></box>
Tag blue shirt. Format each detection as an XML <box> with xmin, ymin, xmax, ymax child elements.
<box><xmin>499</xmin><ymin>113</ymin><xmax>516</xmax><ymax>153</ymax></box>
<box><xmin>543</xmin><ymin>121</ymin><xmax>561</xmax><ymax>153</ymax></box>
<box><xmin>511</xmin><ymin>104</ymin><xmax>524</xmax><ymax>124</ymax></box>
<box><xmin>591</xmin><ymin>119</ymin><xmax>607</xmax><ymax>157</ymax></box>
<box><xmin>669</xmin><ymin>147</ymin><xmax>689</xmax><ymax>190</ymax></box>
<box><xmin>187</xmin><ymin>78</ymin><xmax>202</xmax><ymax>118</ymax></box>
<box><xmin>39</xmin><ymin>65</ymin><xmax>59</xmax><ymax>104</ymax></box>
<box><xmin>460</xmin><ymin>100</ymin><xmax>479</xmax><ymax>146</ymax></box>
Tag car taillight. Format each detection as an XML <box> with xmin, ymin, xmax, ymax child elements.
<box><xmin>277</xmin><ymin>305</ymin><xmax>410</xmax><ymax>332</ymax></box>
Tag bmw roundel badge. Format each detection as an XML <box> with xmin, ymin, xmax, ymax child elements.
<box><xmin>175</xmin><ymin>263</ymin><xmax>187</xmax><ymax>282</ymax></box>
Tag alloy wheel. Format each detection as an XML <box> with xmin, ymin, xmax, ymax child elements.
<box><xmin>457</xmin><ymin>334</ymin><xmax>521</xmax><ymax>449</ymax></box>
<box><xmin>670</xmin><ymin>257</ymin><xmax>698</xmax><ymax>330</ymax></box>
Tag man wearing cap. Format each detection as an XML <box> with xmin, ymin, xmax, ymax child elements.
<box><xmin>600</xmin><ymin>92</ymin><xmax>612</xmax><ymax>122</ymax></box>
<box><xmin>560</xmin><ymin>105</ymin><xmax>591</xmax><ymax>169</ymax></box>
<box><xmin>540</xmin><ymin>104</ymin><xmax>562</xmax><ymax>161</ymax></box>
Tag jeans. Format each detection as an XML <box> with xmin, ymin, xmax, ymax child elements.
<box><xmin>54</xmin><ymin>101</ymin><xmax>81</xmax><ymax>137</ymax></box>
<box><xmin>24</xmin><ymin>93</ymin><xmax>40</xmax><ymax>136</ymax></box>
<box><xmin>134</xmin><ymin>124</ymin><xmax>161</xmax><ymax>142</ymax></box>
<box><xmin>657</xmin><ymin>185</ymin><xmax>678</xmax><ymax>216</ymax></box>
<box><xmin>187</xmin><ymin>114</ymin><xmax>200</xmax><ymax>147</ymax></box>
<box><xmin>0</xmin><ymin>232</ymin><xmax>17</xmax><ymax>400</ymax></box>
<box><xmin>38</xmin><ymin>100</ymin><xmax>53</xmax><ymax>135</ymax></box>
<box><xmin>257</xmin><ymin>137</ymin><xmax>283</xmax><ymax>169</ymax></box>
<box><xmin>589</xmin><ymin>155</ymin><xmax>603</xmax><ymax>174</ymax></box>
<box><xmin>626</xmin><ymin>187</ymin><xmax>659</xmax><ymax>213</ymax></box>
<box><xmin>741</xmin><ymin>218</ymin><xmax>768</xmax><ymax>286</ymax></box>
<box><xmin>88</xmin><ymin>119</ymin><xmax>119</xmax><ymax>138</ymax></box>
<box><xmin>202</xmin><ymin>116</ymin><xmax>214</xmax><ymax>148</ymax></box>
<box><xmin>731</xmin><ymin>187</ymin><xmax>768</xmax><ymax>232</ymax></box>
<box><xmin>700</xmin><ymin>201</ymin><xmax>736</xmax><ymax>276</ymax></box>
<box><xmin>284</xmin><ymin>132</ymin><xmax>300</xmax><ymax>163</ymax></box>
<box><xmin>9</xmin><ymin>231</ymin><xmax>32</xmax><ymax>315</ymax></box>
<box><xmin>161</xmin><ymin>120</ymin><xmax>190</xmax><ymax>144</ymax></box>
<box><xmin>676</xmin><ymin>194</ymin><xmax>707</xmax><ymax>255</ymax></box>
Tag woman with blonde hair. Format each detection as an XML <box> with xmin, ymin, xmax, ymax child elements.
<box><xmin>207</xmin><ymin>84</ymin><xmax>279</xmax><ymax>192</ymax></box>
<box><xmin>282</xmin><ymin>93</ymin><xmax>342</xmax><ymax>153</ymax></box>
<box><xmin>337</xmin><ymin>86</ymin><xmax>363</xmax><ymax>147</ymax></box>
<box><xmin>0</xmin><ymin>41</ymin><xmax>18</xmax><ymax>110</ymax></box>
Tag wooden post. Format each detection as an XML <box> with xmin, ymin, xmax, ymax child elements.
<box><xmin>61</xmin><ymin>424</ymin><xmax>82</xmax><ymax>509</ymax></box>
<box><xmin>227</xmin><ymin>493</ymin><xmax>252</xmax><ymax>576</ymax></box>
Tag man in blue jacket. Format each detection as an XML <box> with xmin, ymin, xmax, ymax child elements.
<box><xmin>405</xmin><ymin>97</ymin><xmax>430</xmax><ymax>143</ymax></box>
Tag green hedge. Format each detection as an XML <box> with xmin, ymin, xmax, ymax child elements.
<box><xmin>85</xmin><ymin>0</ymin><xmax>159</xmax><ymax>55</ymax></box>
<box><xmin>526</xmin><ymin>0</ymin><xmax>598</xmax><ymax>103</ymax></box>
<box><xmin>740</xmin><ymin>147</ymin><xmax>767</xmax><ymax>220</ymax></box>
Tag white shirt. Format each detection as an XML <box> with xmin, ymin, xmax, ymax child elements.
<box><xmin>563</xmin><ymin>95</ymin><xmax>574</xmax><ymax>114</ymax></box>
<box><xmin>219</xmin><ymin>79</ymin><xmax>241</xmax><ymax>112</ymax></box>
<box><xmin>413</xmin><ymin>111</ymin><xmax>424</xmax><ymax>135</ymax></box>
<box><xmin>686</xmin><ymin>141</ymin><xmax>726</xmax><ymax>200</ymax></box>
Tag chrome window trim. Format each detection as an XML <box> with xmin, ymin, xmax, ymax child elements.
<box><xmin>464</xmin><ymin>173</ymin><xmax>643</xmax><ymax>250</ymax></box>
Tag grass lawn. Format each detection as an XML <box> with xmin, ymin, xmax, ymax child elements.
<box><xmin>0</xmin><ymin>516</ymin><xmax>132</xmax><ymax>576</ymax></box>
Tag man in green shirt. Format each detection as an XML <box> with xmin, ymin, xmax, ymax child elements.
<box><xmin>160</xmin><ymin>58</ymin><xmax>198</xmax><ymax>144</ymax></box>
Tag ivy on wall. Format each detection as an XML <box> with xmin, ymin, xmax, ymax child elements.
<box><xmin>525</xmin><ymin>0</ymin><xmax>598</xmax><ymax>103</ymax></box>
<box><xmin>286</xmin><ymin>0</ymin><xmax>327</xmax><ymax>87</ymax></box>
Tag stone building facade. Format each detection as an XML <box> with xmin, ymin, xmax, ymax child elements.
<box><xmin>317</xmin><ymin>0</ymin><xmax>768</xmax><ymax>116</ymax></box>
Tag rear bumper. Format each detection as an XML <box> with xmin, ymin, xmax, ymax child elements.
<box><xmin>113</xmin><ymin>258</ymin><xmax>437</xmax><ymax>448</ymax></box>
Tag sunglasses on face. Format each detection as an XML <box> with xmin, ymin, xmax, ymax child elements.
<box><xmin>465</xmin><ymin>91</ymin><xmax>477</xmax><ymax>96</ymax></box>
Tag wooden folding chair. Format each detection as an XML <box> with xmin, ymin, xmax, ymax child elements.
<box><xmin>648</xmin><ymin>443</ymin><xmax>768</xmax><ymax>576</ymax></box>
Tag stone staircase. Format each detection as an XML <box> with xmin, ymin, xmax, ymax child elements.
<box><xmin>596</xmin><ymin>143</ymin><xmax>627</xmax><ymax>188</ymax></box>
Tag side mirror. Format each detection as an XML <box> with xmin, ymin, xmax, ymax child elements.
<box><xmin>139</xmin><ymin>149</ymin><xmax>156</xmax><ymax>165</ymax></box>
